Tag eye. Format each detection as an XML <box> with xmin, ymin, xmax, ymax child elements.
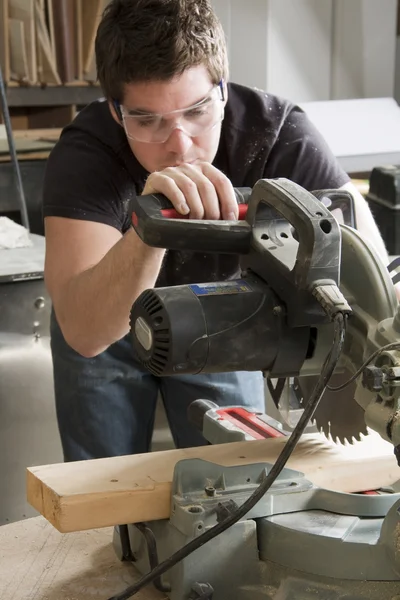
<box><xmin>185</xmin><ymin>107</ymin><xmax>209</xmax><ymax>119</ymax></box>
<box><xmin>136</xmin><ymin>117</ymin><xmax>157</xmax><ymax>128</ymax></box>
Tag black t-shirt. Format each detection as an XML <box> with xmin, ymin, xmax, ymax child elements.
<box><xmin>43</xmin><ymin>82</ymin><xmax>349</xmax><ymax>286</ymax></box>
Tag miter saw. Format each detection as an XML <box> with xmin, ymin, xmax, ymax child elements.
<box><xmin>110</xmin><ymin>178</ymin><xmax>400</xmax><ymax>600</ymax></box>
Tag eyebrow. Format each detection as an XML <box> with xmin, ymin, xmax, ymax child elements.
<box><xmin>125</xmin><ymin>92</ymin><xmax>213</xmax><ymax>117</ymax></box>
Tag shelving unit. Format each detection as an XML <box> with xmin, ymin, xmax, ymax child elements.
<box><xmin>0</xmin><ymin>0</ymin><xmax>107</xmax><ymax>129</ymax></box>
<box><xmin>5</xmin><ymin>82</ymin><xmax>103</xmax><ymax>107</ymax></box>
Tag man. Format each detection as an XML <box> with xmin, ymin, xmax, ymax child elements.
<box><xmin>43</xmin><ymin>0</ymin><xmax>389</xmax><ymax>462</ymax></box>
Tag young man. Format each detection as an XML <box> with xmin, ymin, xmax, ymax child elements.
<box><xmin>43</xmin><ymin>0</ymin><xmax>389</xmax><ymax>462</ymax></box>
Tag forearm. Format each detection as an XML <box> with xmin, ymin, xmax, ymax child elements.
<box><xmin>341</xmin><ymin>182</ymin><xmax>389</xmax><ymax>263</ymax></box>
<box><xmin>56</xmin><ymin>228</ymin><xmax>165</xmax><ymax>357</ymax></box>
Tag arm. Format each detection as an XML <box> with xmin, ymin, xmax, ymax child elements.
<box><xmin>44</xmin><ymin>218</ymin><xmax>165</xmax><ymax>358</ymax></box>
<box><xmin>339</xmin><ymin>181</ymin><xmax>389</xmax><ymax>264</ymax></box>
<box><xmin>339</xmin><ymin>181</ymin><xmax>400</xmax><ymax>301</ymax></box>
<box><xmin>45</xmin><ymin>162</ymin><xmax>238</xmax><ymax>357</ymax></box>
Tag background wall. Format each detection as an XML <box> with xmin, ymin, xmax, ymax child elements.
<box><xmin>212</xmin><ymin>0</ymin><xmax>397</xmax><ymax>103</ymax></box>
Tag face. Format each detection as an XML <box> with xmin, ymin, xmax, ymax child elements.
<box><xmin>110</xmin><ymin>65</ymin><xmax>226</xmax><ymax>173</ymax></box>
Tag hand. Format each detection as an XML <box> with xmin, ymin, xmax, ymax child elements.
<box><xmin>141</xmin><ymin>162</ymin><xmax>239</xmax><ymax>220</ymax></box>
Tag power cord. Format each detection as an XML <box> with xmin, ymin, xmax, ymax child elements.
<box><xmin>108</xmin><ymin>312</ymin><xmax>347</xmax><ymax>600</ymax></box>
<box><xmin>327</xmin><ymin>341</ymin><xmax>400</xmax><ymax>392</ymax></box>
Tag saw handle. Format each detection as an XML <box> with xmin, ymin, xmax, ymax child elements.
<box><xmin>244</xmin><ymin>178</ymin><xmax>342</xmax><ymax>289</ymax></box>
<box><xmin>131</xmin><ymin>188</ymin><xmax>253</xmax><ymax>254</ymax></box>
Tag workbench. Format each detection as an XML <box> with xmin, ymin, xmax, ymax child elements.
<box><xmin>0</xmin><ymin>516</ymin><xmax>164</xmax><ymax>600</ymax></box>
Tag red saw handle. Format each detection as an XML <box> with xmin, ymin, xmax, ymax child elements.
<box><xmin>160</xmin><ymin>203</ymin><xmax>249</xmax><ymax>220</ymax></box>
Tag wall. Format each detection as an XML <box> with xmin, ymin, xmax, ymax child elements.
<box><xmin>212</xmin><ymin>0</ymin><xmax>397</xmax><ymax>103</ymax></box>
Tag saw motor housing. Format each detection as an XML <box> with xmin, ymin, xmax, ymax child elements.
<box><xmin>130</xmin><ymin>178</ymin><xmax>400</xmax><ymax>451</ymax></box>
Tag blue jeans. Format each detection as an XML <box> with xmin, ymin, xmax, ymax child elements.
<box><xmin>50</xmin><ymin>311</ymin><xmax>265</xmax><ymax>461</ymax></box>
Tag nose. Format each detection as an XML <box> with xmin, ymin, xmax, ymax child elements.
<box><xmin>164</xmin><ymin>127</ymin><xmax>193</xmax><ymax>156</ymax></box>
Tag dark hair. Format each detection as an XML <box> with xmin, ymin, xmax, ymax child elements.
<box><xmin>95</xmin><ymin>0</ymin><xmax>229</xmax><ymax>101</ymax></box>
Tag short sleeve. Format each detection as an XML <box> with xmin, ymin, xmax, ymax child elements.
<box><xmin>264</xmin><ymin>105</ymin><xmax>350</xmax><ymax>191</ymax></box>
<box><xmin>42</xmin><ymin>129</ymin><xmax>134</xmax><ymax>233</ymax></box>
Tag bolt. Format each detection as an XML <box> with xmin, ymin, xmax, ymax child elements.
<box><xmin>273</xmin><ymin>306</ymin><xmax>282</xmax><ymax>316</ymax></box>
<box><xmin>205</xmin><ymin>486</ymin><xmax>216</xmax><ymax>497</ymax></box>
<box><xmin>34</xmin><ymin>296</ymin><xmax>45</xmax><ymax>309</ymax></box>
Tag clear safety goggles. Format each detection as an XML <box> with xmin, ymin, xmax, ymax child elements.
<box><xmin>116</xmin><ymin>82</ymin><xmax>225</xmax><ymax>144</ymax></box>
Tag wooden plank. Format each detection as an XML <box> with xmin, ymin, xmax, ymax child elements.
<box><xmin>0</xmin><ymin>150</ymin><xmax>50</xmax><ymax>161</ymax></box>
<box><xmin>27</xmin><ymin>432</ymin><xmax>400</xmax><ymax>533</ymax></box>
<box><xmin>75</xmin><ymin>0</ymin><xmax>83</xmax><ymax>80</ymax></box>
<box><xmin>81</xmin><ymin>0</ymin><xmax>103</xmax><ymax>75</ymax></box>
<box><xmin>0</xmin><ymin>516</ymin><xmax>163</xmax><ymax>600</ymax></box>
<box><xmin>9</xmin><ymin>0</ymin><xmax>37</xmax><ymax>84</ymax></box>
<box><xmin>13</xmin><ymin>127</ymin><xmax>61</xmax><ymax>139</ymax></box>
<box><xmin>0</xmin><ymin>137</ymin><xmax>55</xmax><ymax>155</ymax></box>
<box><xmin>34</xmin><ymin>0</ymin><xmax>61</xmax><ymax>84</ymax></box>
<box><xmin>0</xmin><ymin>0</ymin><xmax>10</xmax><ymax>82</ymax></box>
<box><xmin>8</xmin><ymin>18</ymin><xmax>30</xmax><ymax>82</ymax></box>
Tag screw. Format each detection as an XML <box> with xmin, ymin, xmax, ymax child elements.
<box><xmin>273</xmin><ymin>306</ymin><xmax>282</xmax><ymax>316</ymax></box>
<box><xmin>34</xmin><ymin>297</ymin><xmax>45</xmax><ymax>309</ymax></box>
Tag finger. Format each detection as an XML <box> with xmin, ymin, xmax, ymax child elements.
<box><xmin>162</xmin><ymin>168</ymin><xmax>205</xmax><ymax>219</ymax></box>
<box><xmin>199</xmin><ymin>163</ymin><xmax>238</xmax><ymax>220</ymax></box>
<box><xmin>143</xmin><ymin>172</ymin><xmax>190</xmax><ymax>215</ymax></box>
<box><xmin>177</xmin><ymin>163</ymin><xmax>220</xmax><ymax>220</ymax></box>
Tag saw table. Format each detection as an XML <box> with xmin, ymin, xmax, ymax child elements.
<box><xmin>0</xmin><ymin>516</ymin><xmax>164</xmax><ymax>600</ymax></box>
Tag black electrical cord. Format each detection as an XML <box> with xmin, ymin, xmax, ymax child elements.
<box><xmin>327</xmin><ymin>341</ymin><xmax>400</xmax><ymax>392</ymax></box>
<box><xmin>108</xmin><ymin>312</ymin><xmax>347</xmax><ymax>600</ymax></box>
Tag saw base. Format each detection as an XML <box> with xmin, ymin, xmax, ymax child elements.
<box><xmin>113</xmin><ymin>459</ymin><xmax>400</xmax><ymax>600</ymax></box>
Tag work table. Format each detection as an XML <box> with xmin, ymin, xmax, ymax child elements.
<box><xmin>0</xmin><ymin>516</ymin><xmax>164</xmax><ymax>600</ymax></box>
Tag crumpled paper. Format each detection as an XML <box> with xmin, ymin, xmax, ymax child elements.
<box><xmin>0</xmin><ymin>216</ymin><xmax>32</xmax><ymax>249</ymax></box>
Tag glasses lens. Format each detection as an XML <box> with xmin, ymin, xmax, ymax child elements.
<box><xmin>122</xmin><ymin>87</ymin><xmax>223</xmax><ymax>143</ymax></box>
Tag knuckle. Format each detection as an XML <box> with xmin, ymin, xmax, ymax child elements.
<box><xmin>197</xmin><ymin>178</ymin><xmax>215</xmax><ymax>196</ymax></box>
<box><xmin>181</xmin><ymin>178</ymin><xmax>197</xmax><ymax>195</ymax></box>
<box><xmin>163</xmin><ymin>166</ymin><xmax>176</xmax><ymax>175</ymax></box>
<box><xmin>213</xmin><ymin>172</ymin><xmax>230</xmax><ymax>188</ymax></box>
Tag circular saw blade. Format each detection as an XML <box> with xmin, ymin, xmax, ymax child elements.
<box><xmin>295</xmin><ymin>370</ymin><xmax>368</xmax><ymax>444</ymax></box>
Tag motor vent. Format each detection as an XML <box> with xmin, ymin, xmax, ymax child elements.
<box><xmin>130</xmin><ymin>289</ymin><xmax>171</xmax><ymax>376</ymax></box>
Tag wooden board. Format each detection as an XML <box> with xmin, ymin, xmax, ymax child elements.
<box><xmin>35</xmin><ymin>0</ymin><xmax>61</xmax><ymax>84</ymax></box>
<box><xmin>8</xmin><ymin>18</ymin><xmax>30</xmax><ymax>82</ymax></box>
<box><xmin>27</xmin><ymin>432</ymin><xmax>400</xmax><ymax>533</ymax></box>
<box><xmin>0</xmin><ymin>0</ymin><xmax>10</xmax><ymax>82</ymax></box>
<box><xmin>0</xmin><ymin>516</ymin><xmax>164</xmax><ymax>600</ymax></box>
<box><xmin>0</xmin><ymin>150</ymin><xmax>50</xmax><ymax>162</ymax></box>
<box><xmin>81</xmin><ymin>0</ymin><xmax>103</xmax><ymax>74</ymax></box>
<box><xmin>0</xmin><ymin>137</ymin><xmax>55</xmax><ymax>155</ymax></box>
<box><xmin>9</xmin><ymin>0</ymin><xmax>37</xmax><ymax>84</ymax></box>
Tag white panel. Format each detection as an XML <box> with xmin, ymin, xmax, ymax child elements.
<box><xmin>331</xmin><ymin>0</ymin><xmax>397</xmax><ymax>99</ymax></box>
<box><xmin>228</xmin><ymin>0</ymin><xmax>269</xmax><ymax>89</ymax></box>
<box><xmin>266</xmin><ymin>0</ymin><xmax>333</xmax><ymax>102</ymax></box>
<box><xmin>300</xmin><ymin>97</ymin><xmax>400</xmax><ymax>172</ymax></box>
<box><xmin>211</xmin><ymin>0</ymin><xmax>231</xmax><ymax>55</ymax></box>
<box><xmin>395</xmin><ymin>36</ymin><xmax>400</xmax><ymax>104</ymax></box>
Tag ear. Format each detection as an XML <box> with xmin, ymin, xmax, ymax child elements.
<box><xmin>108</xmin><ymin>99</ymin><xmax>123</xmax><ymax>125</ymax></box>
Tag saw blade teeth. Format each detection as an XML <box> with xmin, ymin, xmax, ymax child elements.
<box><xmin>291</xmin><ymin>372</ymin><xmax>368</xmax><ymax>445</ymax></box>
